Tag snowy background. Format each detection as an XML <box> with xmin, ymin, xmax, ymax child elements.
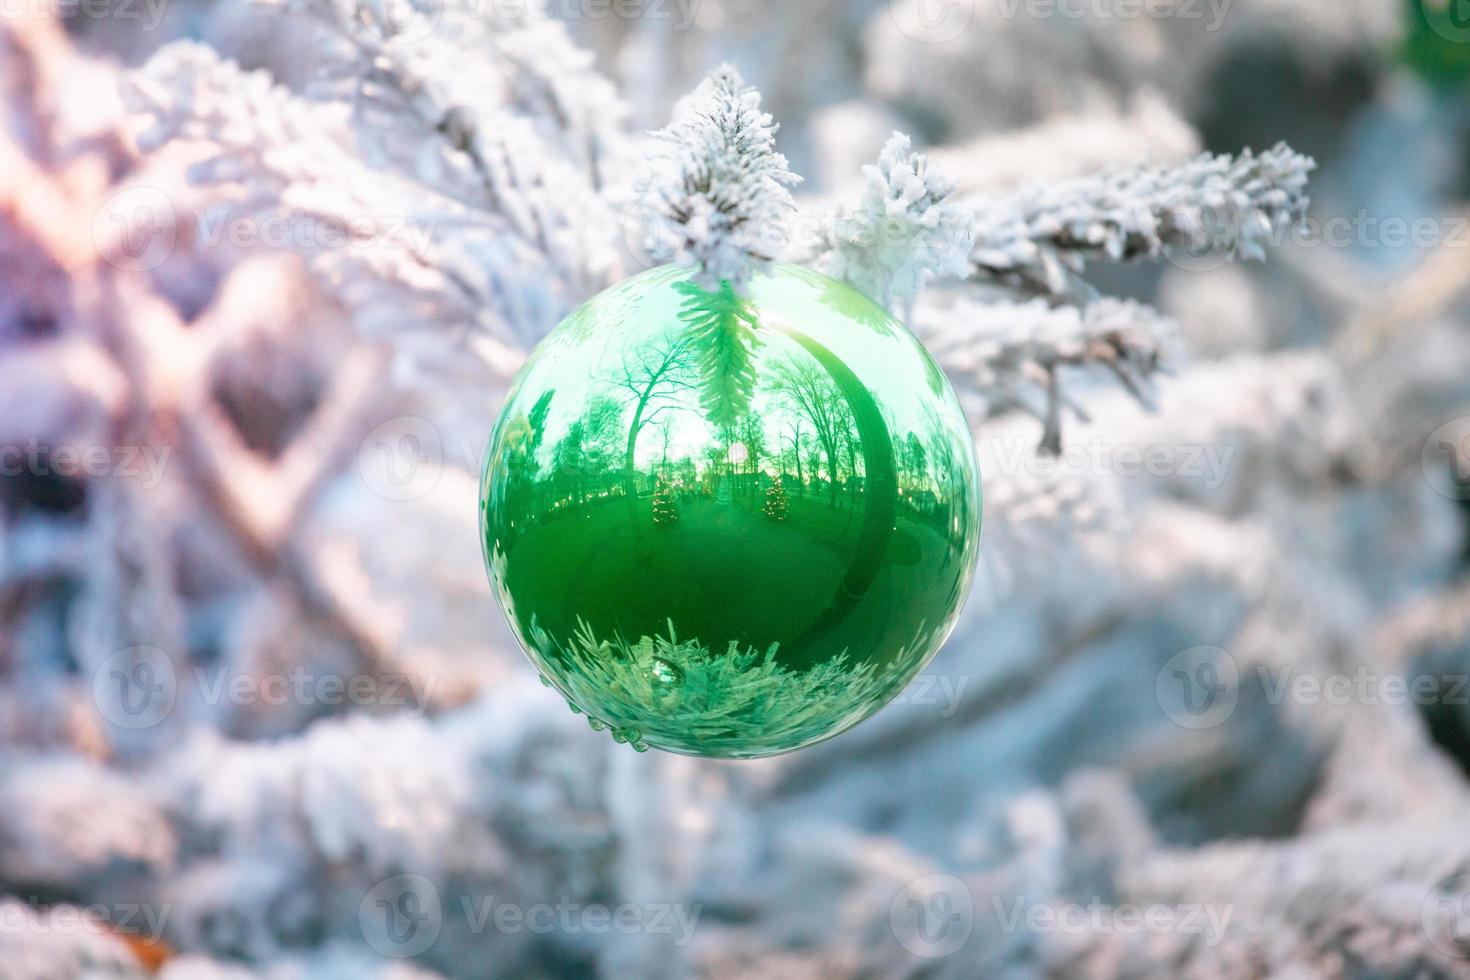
<box><xmin>4</xmin><ymin>0</ymin><xmax>1470</xmax><ymax>976</ymax></box>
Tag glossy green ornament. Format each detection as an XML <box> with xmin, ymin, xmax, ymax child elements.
<box><xmin>479</xmin><ymin>262</ymin><xmax>981</xmax><ymax>758</ymax></box>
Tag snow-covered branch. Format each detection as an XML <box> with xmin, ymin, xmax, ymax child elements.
<box><xmin>124</xmin><ymin>43</ymin><xmax>554</xmax><ymax>367</ymax></box>
<box><xmin>286</xmin><ymin>0</ymin><xmax>629</xmax><ymax>296</ymax></box>
<box><xmin>125</xmin><ymin>0</ymin><xmax>636</xmax><ymax>371</ymax></box>
<box><xmin>970</xmin><ymin>142</ymin><xmax>1315</xmax><ymax>300</ymax></box>
<box><xmin>808</xmin><ymin>132</ymin><xmax>972</xmax><ymax>313</ymax></box>
<box><xmin>637</xmin><ymin>64</ymin><xmax>800</xmax><ymax>293</ymax></box>
<box><xmin>915</xmin><ymin>293</ymin><xmax>1175</xmax><ymax>452</ymax></box>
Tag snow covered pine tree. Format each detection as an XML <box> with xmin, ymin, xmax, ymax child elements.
<box><xmin>0</xmin><ymin>0</ymin><xmax>1355</xmax><ymax>970</ymax></box>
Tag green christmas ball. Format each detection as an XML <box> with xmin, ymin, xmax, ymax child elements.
<box><xmin>479</xmin><ymin>262</ymin><xmax>981</xmax><ymax>758</ymax></box>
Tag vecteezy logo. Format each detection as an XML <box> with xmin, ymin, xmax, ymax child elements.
<box><xmin>888</xmin><ymin>0</ymin><xmax>975</xmax><ymax>44</ymax></box>
<box><xmin>360</xmin><ymin>874</ymin><xmax>442</xmax><ymax>958</ymax></box>
<box><xmin>890</xmin><ymin>873</ymin><xmax>974</xmax><ymax>958</ymax></box>
<box><xmin>1423</xmin><ymin>0</ymin><xmax>1470</xmax><ymax>44</ymax></box>
<box><xmin>92</xmin><ymin>645</ymin><xmax>177</xmax><ymax>730</ymax></box>
<box><xmin>355</xmin><ymin>0</ymin><xmax>443</xmax><ymax>43</ymax></box>
<box><xmin>358</xmin><ymin>416</ymin><xmax>444</xmax><ymax>502</ymax></box>
<box><xmin>1423</xmin><ymin>418</ymin><xmax>1470</xmax><ymax>501</ymax></box>
<box><xmin>619</xmin><ymin>196</ymin><xmax>672</xmax><ymax>274</ymax></box>
<box><xmin>1156</xmin><ymin>645</ymin><xmax>1239</xmax><ymax>730</ymax></box>
<box><xmin>91</xmin><ymin>185</ymin><xmax>177</xmax><ymax>272</ymax></box>
<box><xmin>1163</xmin><ymin>199</ymin><xmax>1247</xmax><ymax>274</ymax></box>
<box><xmin>1423</xmin><ymin>873</ymin><xmax>1470</xmax><ymax>959</ymax></box>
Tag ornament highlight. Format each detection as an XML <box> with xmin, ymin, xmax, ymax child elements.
<box><xmin>480</xmin><ymin>263</ymin><xmax>981</xmax><ymax>757</ymax></box>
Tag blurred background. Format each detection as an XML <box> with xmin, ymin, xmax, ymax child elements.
<box><xmin>4</xmin><ymin>0</ymin><xmax>1470</xmax><ymax>976</ymax></box>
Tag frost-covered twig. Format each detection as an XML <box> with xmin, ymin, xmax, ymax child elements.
<box><xmin>808</xmin><ymin>132</ymin><xmax>972</xmax><ymax>313</ymax></box>
<box><xmin>970</xmin><ymin>142</ymin><xmax>1315</xmax><ymax>300</ymax></box>
<box><xmin>807</xmin><ymin>139</ymin><xmax>1306</xmax><ymax>451</ymax></box>
<box><xmin>638</xmin><ymin>64</ymin><xmax>800</xmax><ymax>293</ymax></box>
<box><xmin>915</xmin><ymin>293</ymin><xmax>1174</xmax><ymax>453</ymax></box>
<box><xmin>125</xmin><ymin>0</ymin><xmax>637</xmax><ymax>364</ymax></box>
<box><xmin>125</xmin><ymin>43</ymin><xmax>549</xmax><ymax>365</ymax></box>
<box><xmin>287</xmin><ymin>0</ymin><xmax>629</xmax><ymax>297</ymax></box>
<box><xmin>880</xmin><ymin>142</ymin><xmax>1312</xmax><ymax>451</ymax></box>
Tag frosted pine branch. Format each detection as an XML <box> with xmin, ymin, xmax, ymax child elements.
<box><xmin>915</xmin><ymin>293</ymin><xmax>1174</xmax><ymax>453</ymax></box>
<box><xmin>969</xmin><ymin>142</ymin><xmax>1315</xmax><ymax>300</ymax></box>
<box><xmin>801</xmin><ymin>139</ymin><xmax>1306</xmax><ymax>454</ymax></box>
<box><xmin>286</xmin><ymin>0</ymin><xmax>629</xmax><ymax>295</ymax></box>
<box><xmin>638</xmin><ymin>64</ymin><xmax>800</xmax><ymax>293</ymax></box>
<box><xmin>126</xmin><ymin>43</ymin><xmax>563</xmax><ymax>367</ymax></box>
<box><xmin>0</xmin><ymin>684</ymin><xmax>634</xmax><ymax>974</ymax></box>
<box><xmin>809</xmin><ymin>132</ymin><xmax>972</xmax><ymax>313</ymax></box>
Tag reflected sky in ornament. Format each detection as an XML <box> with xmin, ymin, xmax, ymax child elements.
<box><xmin>481</xmin><ymin>263</ymin><xmax>981</xmax><ymax>758</ymax></box>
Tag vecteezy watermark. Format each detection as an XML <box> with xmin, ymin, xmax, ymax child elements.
<box><xmin>1284</xmin><ymin>211</ymin><xmax>1470</xmax><ymax>252</ymax></box>
<box><xmin>359</xmin><ymin>416</ymin><xmax>446</xmax><ymax>502</ymax></box>
<box><xmin>885</xmin><ymin>0</ymin><xmax>975</xmax><ymax>43</ymax></box>
<box><xmin>1421</xmin><ymin>0</ymin><xmax>1470</xmax><ymax>44</ymax></box>
<box><xmin>1166</xmin><ymin>206</ymin><xmax>1470</xmax><ymax>274</ymax></box>
<box><xmin>92</xmin><ymin>646</ymin><xmax>438</xmax><ymax>730</ymax></box>
<box><xmin>92</xmin><ymin>186</ymin><xmax>440</xmax><ymax>274</ymax></box>
<box><xmin>361</xmin><ymin>876</ymin><xmax>442</xmax><ymax>959</ymax></box>
<box><xmin>92</xmin><ymin>186</ymin><xmax>177</xmax><ymax>273</ymax></box>
<box><xmin>0</xmin><ymin>898</ymin><xmax>173</xmax><ymax>943</ymax></box>
<box><xmin>1257</xmin><ymin>665</ymin><xmax>1470</xmax><ymax>709</ymax></box>
<box><xmin>356</xmin><ymin>418</ymin><xmax>507</xmax><ymax>503</ymax></box>
<box><xmin>358</xmin><ymin>875</ymin><xmax>704</xmax><ymax>959</ymax></box>
<box><xmin>1</xmin><ymin>440</ymin><xmax>172</xmax><ymax>489</ymax></box>
<box><xmin>995</xmin><ymin>0</ymin><xmax>1233</xmax><ymax>30</ymax></box>
<box><xmin>991</xmin><ymin>896</ymin><xmax>1234</xmax><ymax>944</ymax></box>
<box><xmin>187</xmin><ymin>667</ymin><xmax>439</xmax><ymax>714</ymax></box>
<box><xmin>192</xmin><ymin>209</ymin><xmax>438</xmax><ymax>255</ymax></box>
<box><xmin>0</xmin><ymin>0</ymin><xmax>170</xmax><ymax>31</ymax></box>
<box><xmin>1423</xmin><ymin>417</ymin><xmax>1470</xmax><ymax>501</ymax></box>
<box><xmin>889</xmin><ymin>875</ymin><xmax>1234</xmax><ymax>958</ymax></box>
<box><xmin>890</xmin><ymin>874</ymin><xmax>974</xmax><ymax>958</ymax></box>
<box><xmin>497</xmin><ymin>0</ymin><xmax>701</xmax><ymax>28</ymax></box>
<box><xmin>351</xmin><ymin>0</ymin><xmax>702</xmax><ymax>43</ymax></box>
<box><xmin>890</xmin><ymin>673</ymin><xmax>970</xmax><ymax>718</ymax></box>
<box><xmin>357</xmin><ymin>416</ymin><xmax>540</xmax><ymax>503</ymax></box>
<box><xmin>1155</xmin><ymin>646</ymin><xmax>1240</xmax><ymax>730</ymax></box>
<box><xmin>1423</xmin><ymin>873</ymin><xmax>1470</xmax><ymax>959</ymax></box>
<box><xmin>990</xmin><ymin>437</ymin><xmax>1237</xmax><ymax>490</ymax></box>
<box><xmin>93</xmin><ymin>646</ymin><xmax>178</xmax><ymax>732</ymax></box>
<box><xmin>1156</xmin><ymin>646</ymin><xmax>1470</xmax><ymax>730</ymax></box>
<box><xmin>353</xmin><ymin>0</ymin><xmax>442</xmax><ymax>42</ymax></box>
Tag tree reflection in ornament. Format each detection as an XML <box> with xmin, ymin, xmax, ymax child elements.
<box><xmin>480</xmin><ymin>262</ymin><xmax>981</xmax><ymax>757</ymax></box>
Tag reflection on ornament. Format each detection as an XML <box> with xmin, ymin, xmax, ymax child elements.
<box><xmin>480</xmin><ymin>263</ymin><xmax>982</xmax><ymax>757</ymax></box>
